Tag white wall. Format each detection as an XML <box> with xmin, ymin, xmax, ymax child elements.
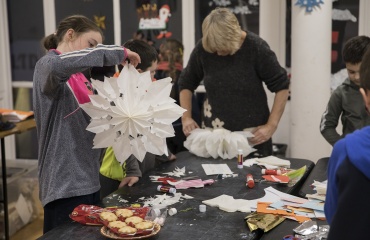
<box><xmin>259</xmin><ymin>0</ymin><xmax>291</xmax><ymax>156</ymax></box>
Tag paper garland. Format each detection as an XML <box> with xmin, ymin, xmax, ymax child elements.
<box><xmin>184</xmin><ymin>128</ymin><xmax>256</xmax><ymax>159</ymax></box>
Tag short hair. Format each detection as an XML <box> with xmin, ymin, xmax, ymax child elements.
<box><xmin>343</xmin><ymin>35</ymin><xmax>370</xmax><ymax>64</ymax></box>
<box><xmin>360</xmin><ymin>47</ymin><xmax>370</xmax><ymax>91</ymax></box>
<box><xmin>202</xmin><ymin>8</ymin><xmax>242</xmax><ymax>55</ymax></box>
<box><xmin>123</xmin><ymin>39</ymin><xmax>158</xmax><ymax>71</ymax></box>
<box><xmin>43</xmin><ymin>15</ymin><xmax>103</xmax><ymax>50</ymax></box>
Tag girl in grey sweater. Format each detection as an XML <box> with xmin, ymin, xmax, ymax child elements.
<box><xmin>32</xmin><ymin>15</ymin><xmax>140</xmax><ymax>233</ymax></box>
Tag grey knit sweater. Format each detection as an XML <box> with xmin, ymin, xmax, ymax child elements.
<box><xmin>320</xmin><ymin>78</ymin><xmax>370</xmax><ymax>146</ymax></box>
<box><xmin>33</xmin><ymin>44</ymin><xmax>125</xmax><ymax>206</ymax></box>
<box><xmin>179</xmin><ymin>31</ymin><xmax>289</xmax><ymax>131</ymax></box>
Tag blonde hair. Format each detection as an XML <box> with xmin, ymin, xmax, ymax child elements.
<box><xmin>202</xmin><ymin>8</ymin><xmax>242</xmax><ymax>55</ymax></box>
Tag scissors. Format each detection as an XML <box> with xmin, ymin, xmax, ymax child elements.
<box><xmin>283</xmin><ymin>235</ymin><xmax>300</xmax><ymax>240</ymax></box>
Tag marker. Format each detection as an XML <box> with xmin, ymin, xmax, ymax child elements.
<box><xmin>246</xmin><ymin>174</ymin><xmax>255</xmax><ymax>188</ymax></box>
<box><xmin>237</xmin><ymin>149</ymin><xmax>243</xmax><ymax>169</ymax></box>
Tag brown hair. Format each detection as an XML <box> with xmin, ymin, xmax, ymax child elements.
<box><xmin>159</xmin><ymin>38</ymin><xmax>184</xmax><ymax>82</ymax></box>
<box><xmin>42</xmin><ymin>15</ymin><xmax>103</xmax><ymax>50</ymax></box>
<box><xmin>360</xmin><ymin>47</ymin><xmax>370</xmax><ymax>91</ymax></box>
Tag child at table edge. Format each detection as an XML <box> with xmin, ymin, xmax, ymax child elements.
<box><xmin>99</xmin><ymin>39</ymin><xmax>176</xmax><ymax>199</ymax></box>
<box><xmin>324</xmin><ymin>46</ymin><xmax>370</xmax><ymax>239</ymax></box>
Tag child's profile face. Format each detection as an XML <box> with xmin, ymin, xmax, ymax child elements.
<box><xmin>145</xmin><ymin>60</ymin><xmax>158</xmax><ymax>81</ymax></box>
<box><xmin>346</xmin><ymin>62</ymin><xmax>361</xmax><ymax>86</ymax></box>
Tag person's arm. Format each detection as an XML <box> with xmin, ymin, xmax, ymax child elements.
<box><xmin>250</xmin><ymin>89</ymin><xmax>289</xmax><ymax>145</ymax></box>
<box><xmin>250</xmin><ymin>37</ymin><xmax>290</xmax><ymax>146</ymax></box>
<box><xmin>180</xmin><ymin>89</ymin><xmax>199</xmax><ymax>136</ymax></box>
<box><xmin>320</xmin><ymin>89</ymin><xmax>342</xmax><ymax>146</ymax></box>
<box><xmin>178</xmin><ymin>42</ymin><xmax>204</xmax><ymax>136</ymax></box>
<box><xmin>119</xmin><ymin>155</ymin><xmax>141</xmax><ymax>187</ymax></box>
<box><xmin>55</xmin><ymin>45</ymin><xmax>140</xmax><ymax>79</ymax></box>
<box><xmin>324</xmin><ymin>139</ymin><xmax>346</xmax><ymax>225</ymax></box>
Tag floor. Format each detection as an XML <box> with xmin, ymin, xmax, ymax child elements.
<box><xmin>10</xmin><ymin>216</ymin><xmax>43</xmax><ymax>240</ymax></box>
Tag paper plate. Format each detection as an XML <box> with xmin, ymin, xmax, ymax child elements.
<box><xmin>100</xmin><ymin>223</ymin><xmax>161</xmax><ymax>239</ymax></box>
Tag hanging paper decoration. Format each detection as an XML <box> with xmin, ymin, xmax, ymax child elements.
<box><xmin>80</xmin><ymin>65</ymin><xmax>186</xmax><ymax>163</ymax></box>
<box><xmin>295</xmin><ymin>0</ymin><xmax>324</xmax><ymax>13</ymax></box>
<box><xmin>94</xmin><ymin>15</ymin><xmax>106</xmax><ymax>30</ymax></box>
<box><xmin>184</xmin><ymin>128</ymin><xmax>256</xmax><ymax>159</ymax></box>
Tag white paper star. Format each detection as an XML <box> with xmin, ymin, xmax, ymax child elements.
<box><xmin>80</xmin><ymin>65</ymin><xmax>186</xmax><ymax>163</ymax></box>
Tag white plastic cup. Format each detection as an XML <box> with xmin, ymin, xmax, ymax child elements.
<box><xmin>152</xmin><ymin>208</ymin><xmax>161</xmax><ymax>217</ymax></box>
<box><xmin>199</xmin><ymin>204</ymin><xmax>206</xmax><ymax>213</ymax></box>
<box><xmin>168</xmin><ymin>208</ymin><xmax>177</xmax><ymax>216</ymax></box>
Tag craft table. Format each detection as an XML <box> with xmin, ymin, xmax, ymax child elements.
<box><xmin>298</xmin><ymin>157</ymin><xmax>329</xmax><ymax>198</ymax></box>
<box><xmin>0</xmin><ymin>118</ymin><xmax>36</xmax><ymax>240</ymax></box>
<box><xmin>39</xmin><ymin>151</ymin><xmax>315</xmax><ymax>240</ymax></box>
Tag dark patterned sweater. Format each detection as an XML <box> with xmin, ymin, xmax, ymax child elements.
<box><xmin>179</xmin><ymin>31</ymin><xmax>289</xmax><ymax>131</ymax></box>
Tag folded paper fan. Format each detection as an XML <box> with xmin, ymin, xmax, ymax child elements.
<box><xmin>184</xmin><ymin>128</ymin><xmax>256</xmax><ymax>159</ymax></box>
<box><xmin>80</xmin><ymin>65</ymin><xmax>186</xmax><ymax>163</ymax></box>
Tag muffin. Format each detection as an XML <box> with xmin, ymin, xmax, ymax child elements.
<box><xmin>115</xmin><ymin>209</ymin><xmax>134</xmax><ymax>218</ymax></box>
<box><xmin>135</xmin><ymin>221</ymin><xmax>154</xmax><ymax>230</ymax></box>
<box><xmin>99</xmin><ymin>211</ymin><xmax>118</xmax><ymax>222</ymax></box>
<box><xmin>118</xmin><ymin>226</ymin><xmax>137</xmax><ymax>235</ymax></box>
<box><xmin>108</xmin><ymin>220</ymin><xmax>127</xmax><ymax>229</ymax></box>
<box><xmin>125</xmin><ymin>216</ymin><xmax>143</xmax><ymax>225</ymax></box>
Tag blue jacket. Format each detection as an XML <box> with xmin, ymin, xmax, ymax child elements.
<box><xmin>325</xmin><ymin>126</ymin><xmax>370</xmax><ymax>239</ymax></box>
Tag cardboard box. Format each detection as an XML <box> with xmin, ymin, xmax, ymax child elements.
<box><xmin>0</xmin><ymin>159</ymin><xmax>42</xmax><ymax>236</ymax></box>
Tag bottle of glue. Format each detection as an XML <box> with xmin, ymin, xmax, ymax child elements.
<box><xmin>246</xmin><ymin>174</ymin><xmax>255</xmax><ymax>188</ymax></box>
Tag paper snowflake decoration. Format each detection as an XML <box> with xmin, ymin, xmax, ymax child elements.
<box><xmin>184</xmin><ymin>128</ymin><xmax>256</xmax><ymax>159</ymax></box>
<box><xmin>80</xmin><ymin>65</ymin><xmax>186</xmax><ymax>163</ymax></box>
<box><xmin>295</xmin><ymin>0</ymin><xmax>324</xmax><ymax>13</ymax></box>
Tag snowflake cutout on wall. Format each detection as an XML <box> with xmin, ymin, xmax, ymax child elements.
<box><xmin>295</xmin><ymin>0</ymin><xmax>324</xmax><ymax>13</ymax></box>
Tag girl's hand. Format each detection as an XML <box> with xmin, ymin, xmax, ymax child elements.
<box><xmin>122</xmin><ymin>48</ymin><xmax>141</xmax><ymax>67</ymax></box>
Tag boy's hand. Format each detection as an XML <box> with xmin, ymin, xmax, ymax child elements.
<box><xmin>122</xmin><ymin>48</ymin><xmax>141</xmax><ymax>67</ymax></box>
<box><xmin>118</xmin><ymin>176</ymin><xmax>139</xmax><ymax>188</ymax></box>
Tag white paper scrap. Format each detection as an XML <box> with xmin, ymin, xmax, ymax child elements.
<box><xmin>15</xmin><ymin>194</ymin><xmax>33</xmax><ymax>224</ymax></box>
<box><xmin>201</xmin><ymin>164</ymin><xmax>233</xmax><ymax>175</ymax></box>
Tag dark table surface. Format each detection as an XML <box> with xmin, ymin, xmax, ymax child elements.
<box><xmin>298</xmin><ymin>157</ymin><xmax>329</xmax><ymax>198</ymax></box>
<box><xmin>38</xmin><ymin>151</ymin><xmax>315</xmax><ymax>240</ymax></box>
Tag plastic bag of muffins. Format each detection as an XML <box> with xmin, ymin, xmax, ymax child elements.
<box><xmin>101</xmin><ymin>211</ymin><xmax>157</xmax><ymax>237</ymax></box>
<box><xmin>69</xmin><ymin>204</ymin><xmax>150</xmax><ymax>226</ymax></box>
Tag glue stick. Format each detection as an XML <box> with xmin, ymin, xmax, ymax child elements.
<box><xmin>157</xmin><ymin>185</ymin><xmax>176</xmax><ymax>194</ymax></box>
<box><xmin>246</xmin><ymin>174</ymin><xmax>255</xmax><ymax>188</ymax></box>
<box><xmin>261</xmin><ymin>169</ymin><xmax>282</xmax><ymax>175</ymax></box>
<box><xmin>237</xmin><ymin>149</ymin><xmax>243</xmax><ymax>169</ymax></box>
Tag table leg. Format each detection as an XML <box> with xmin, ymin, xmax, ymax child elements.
<box><xmin>1</xmin><ymin>138</ymin><xmax>9</xmax><ymax>240</ymax></box>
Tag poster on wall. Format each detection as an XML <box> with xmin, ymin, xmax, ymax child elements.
<box><xmin>194</xmin><ymin>0</ymin><xmax>260</xmax><ymax>43</ymax></box>
<box><xmin>120</xmin><ymin>0</ymin><xmax>182</xmax><ymax>50</ymax></box>
<box><xmin>55</xmin><ymin>0</ymin><xmax>114</xmax><ymax>44</ymax></box>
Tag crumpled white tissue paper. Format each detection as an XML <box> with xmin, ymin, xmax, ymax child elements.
<box><xmin>184</xmin><ymin>128</ymin><xmax>256</xmax><ymax>159</ymax></box>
